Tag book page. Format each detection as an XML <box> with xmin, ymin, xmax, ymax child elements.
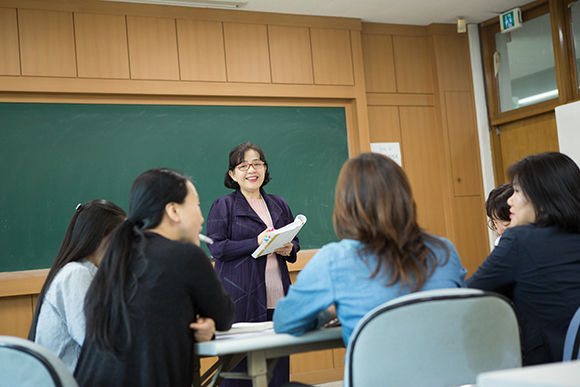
<box><xmin>251</xmin><ymin>215</ymin><xmax>307</xmax><ymax>258</ymax></box>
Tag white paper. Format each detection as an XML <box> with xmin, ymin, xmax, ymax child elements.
<box><xmin>251</xmin><ymin>215</ymin><xmax>307</xmax><ymax>258</ymax></box>
<box><xmin>215</xmin><ymin>322</ymin><xmax>274</xmax><ymax>339</ymax></box>
<box><xmin>370</xmin><ymin>142</ymin><xmax>403</xmax><ymax>167</ymax></box>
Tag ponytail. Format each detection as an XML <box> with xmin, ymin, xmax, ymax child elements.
<box><xmin>84</xmin><ymin>220</ymin><xmax>142</xmax><ymax>355</ymax></box>
<box><xmin>83</xmin><ymin>168</ymin><xmax>189</xmax><ymax>355</ymax></box>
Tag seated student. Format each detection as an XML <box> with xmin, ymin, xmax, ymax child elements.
<box><xmin>28</xmin><ymin>200</ymin><xmax>125</xmax><ymax>374</ymax></box>
<box><xmin>468</xmin><ymin>152</ymin><xmax>580</xmax><ymax>365</ymax></box>
<box><xmin>273</xmin><ymin>153</ymin><xmax>466</xmax><ymax>346</ymax></box>
<box><xmin>486</xmin><ymin>183</ymin><xmax>514</xmax><ymax>246</ymax></box>
<box><xmin>74</xmin><ymin>169</ymin><xmax>235</xmax><ymax>387</ymax></box>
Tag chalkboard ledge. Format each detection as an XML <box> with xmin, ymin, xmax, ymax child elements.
<box><xmin>0</xmin><ymin>249</ymin><xmax>319</xmax><ymax>298</ymax></box>
<box><xmin>0</xmin><ymin>269</ymin><xmax>48</xmax><ymax>297</ymax></box>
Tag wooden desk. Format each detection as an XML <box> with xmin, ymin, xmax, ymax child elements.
<box><xmin>195</xmin><ymin>327</ymin><xmax>344</xmax><ymax>387</ymax></box>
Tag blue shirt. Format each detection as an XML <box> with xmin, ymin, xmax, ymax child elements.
<box><xmin>274</xmin><ymin>237</ymin><xmax>467</xmax><ymax>346</ymax></box>
<box><xmin>35</xmin><ymin>259</ymin><xmax>97</xmax><ymax>374</ymax></box>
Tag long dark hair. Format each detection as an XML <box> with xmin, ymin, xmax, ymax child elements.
<box><xmin>84</xmin><ymin>168</ymin><xmax>189</xmax><ymax>356</ymax></box>
<box><xmin>224</xmin><ymin>142</ymin><xmax>271</xmax><ymax>189</ymax></box>
<box><xmin>333</xmin><ymin>153</ymin><xmax>449</xmax><ymax>292</ymax></box>
<box><xmin>28</xmin><ymin>200</ymin><xmax>125</xmax><ymax>341</ymax></box>
<box><xmin>507</xmin><ymin>152</ymin><xmax>580</xmax><ymax>232</ymax></box>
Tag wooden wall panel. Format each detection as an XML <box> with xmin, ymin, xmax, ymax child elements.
<box><xmin>18</xmin><ymin>9</ymin><xmax>77</xmax><ymax>77</ymax></box>
<box><xmin>268</xmin><ymin>25</ymin><xmax>314</xmax><ymax>85</ymax></box>
<box><xmin>445</xmin><ymin>91</ymin><xmax>481</xmax><ymax>196</ymax></box>
<box><xmin>399</xmin><ymin>107</ymin><xmax>447</xmax><ymax>236</ymax></box>
<box><xmin>177</xmin><ymin>19</ymin><xmax>227</xmax><ymax>82</ymax></box>
<box><xmin>126</xmin><ymin>16</ymin><xmax>180</xmax><ymax>80</ymax></box>
<box><xmin>432</xmin><ymin>35</ymin><xmax>472</xmax><ymax>92</ymax></box>
<box><xmin>311</xmin><ymin>28</ymin><xmax>354</xmax><ymax>85</ymax></box>
<box><xmin>498</xmin><ymin>112</ymin><xmax>560</xmax><ymax>170</ymax></box>
<box><xmin>452</xmin><ymin>196</ymin><xmax>489</xmax><ymax>275</ymax></box>
<box><xmin>367</xmin><ymin>106</ymin><xmax>401</xmax><ymax>143</ymax></box>
<box><xmin>0</xmin><ymin>8</ymin><xmax>20</xmax><ymax>76</ymax></box>
<box><xmin>75</xmin><ymin>13</ymin><xmax>130</xmax><ymax>79</ymax></box>
<box><xmin>361</xmin><ymin>34</ymin><xmax>396</xmax><ymax>93</ymax></box>
<box><xmin>223</xmin><ymin>22</ymin><xmax>271</xmax><ymax>83</ymax></box>
<box><xmin>392</xmin><ymin>36</ymin><xmax>433</xmax><ymax>94</ymax></box>
<box><xmin>0</xmin><ymin>295</ymin><xmax>33</xmax><ymax>338</ymax></box>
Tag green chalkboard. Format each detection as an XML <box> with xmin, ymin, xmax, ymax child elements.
<box><xmin>0</xmin><ymin>103</ymin><xmax>348</xmax><ymax>273</ymax></box>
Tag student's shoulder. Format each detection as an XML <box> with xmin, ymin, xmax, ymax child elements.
<box><xmin>312</xmin><ymin>239</ymin><xmax>361</xmax><ymax>264</ymax></box>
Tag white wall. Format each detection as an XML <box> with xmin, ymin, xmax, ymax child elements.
<box><xmin>468</xmin><ymin>23</ymin><xmax>497</xmax><ymax>252</ymax></box>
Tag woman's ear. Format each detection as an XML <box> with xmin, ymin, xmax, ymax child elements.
<box><xmin>228</xmin><ymin>170</ymin><xmax>237</xmax><ymax>183</ymax></box>
<box><xmin>165</xmin><ymin>202</ymin><xmax>180</xmax><ymax>223</ymax></box>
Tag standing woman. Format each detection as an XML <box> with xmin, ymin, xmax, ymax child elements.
<box><xmin>29</xmin><ymin>200</ymin><xmax>126</xmax><ymax>374</ymax></box>
<box><xmin>468</xmin><ymin>152</ymin><xmax>580</xmax><ymax>365</ymax></box>
<box><xmin>74</xmin><ymin>169</ymin><xmax>235</xmax><ymax>387</ymax></box>
<box><xmin>206</xmin><ymin>142</ymin><xmax>300</xmax><ymax>387</ymax></box>
<box><xmin>273</xmin><ymin>153</ymin><xmax>466</xmax><ymax>347</ymax></box>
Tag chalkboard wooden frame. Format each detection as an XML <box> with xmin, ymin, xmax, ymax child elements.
<box><xmin>0</xmin><ymin>102</ymin><xmax>349</xmax><ymax>272</ymax></box>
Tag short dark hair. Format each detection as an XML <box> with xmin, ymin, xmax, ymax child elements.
<box><xmin>507</xmin><ymin>152</ymin><xmax>580</xmax><ymax>232</ymax></box>
<box><xmin>224</xmin><ymin>142</ymin><xmax>271</xmax><ymax>189</ymax></box>
<box><xmin>485</xmin><ymin>183</ymin><xmax>513</xmax><ymax>231</ymax></box>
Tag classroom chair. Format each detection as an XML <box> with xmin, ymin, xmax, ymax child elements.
<box><xmin>0</xmin><ymin>335</ymin><xmax>79</xmax><ymax>387</ymax></box>
<box><xmin>563</xmin><ymin>304</ymin><xmax>580</xmax><ymax>361</ymax></box>
<box><xmin>344</xmin><ymin>288</ymin><xmax>522</xmax><ymax>387</ymax></box>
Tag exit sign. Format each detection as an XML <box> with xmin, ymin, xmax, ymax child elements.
<box><xmin>500</xmin><ymin>8</ymin><xmax>522</xmax><ymax>33</ymax></box>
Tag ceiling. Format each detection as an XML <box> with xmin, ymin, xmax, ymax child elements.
<box><xmin>123</xmin><ymin>0</ymin><xmax>535</xmax><ymax>26</ymax></box>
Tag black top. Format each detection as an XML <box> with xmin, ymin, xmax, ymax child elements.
<box><xmin>467</xmin><ymin>225</ymin><xmax>580</xmax><ymax>365</ymax></box>
<box><xmin>74</xmin><ymin>232</ymin><xmax>235</xmax><ymax>387</ymax></box>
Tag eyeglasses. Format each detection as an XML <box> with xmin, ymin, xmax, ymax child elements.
<box><xmin>236</xmin><ymin>161</ymin><xmax>265</xmax><ymax>172</ymax></box>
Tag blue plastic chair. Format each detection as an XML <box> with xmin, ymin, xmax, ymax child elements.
<box><xmin>344</xmin><ymin>288</ymin><xmax>522</xmax><ymax>387</ymax></box>
<box><xmin>563</xmin><ymin>305</ymin><xmax>580</xmax><ymax>361</ymax></box>
<box><xmin>0</xmin><ymin>335</ymin><xmax>78</xmax><ymax>387</ymax></box>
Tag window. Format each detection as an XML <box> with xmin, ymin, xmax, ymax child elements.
<box><xmin>495</xmin><ymin>12</ymin><xmax>558</xmax><ymax>112</ymax></box>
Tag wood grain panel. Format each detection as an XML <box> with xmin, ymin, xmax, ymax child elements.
<box><xmin>2</xmin><ymin>0</ymin><xmax>361</xmax><ymax>30</ymax></box>
<box><xmin>361</xmin><ymin>34</ymin><xmax>396</xmax><ymax>93</ymax></box>
<box><xmin>75</xmin><ymin>12</ymin><xmax>130</xmax><ymax>79</ymax></box>
<box><xmin>392</xmin><ymin>36</ymin><xmax>433</xmax><ymax>94</ymax></box>
<box><xmin>452</xmin><ymin>196</ymin><xmax>489</xmax><ymax>275</ymax></box>
<box><xmin>268</xmin><ymin>25</ymin><xmax>314</xmax><ymax>85</ymax></box>
<box><xmin>431</xmin><ymin>34</ymin><xmax>472</xmax><ymax>92</ymax></box>
<box><xmin>223</xmin><ymin>22</ymin><xmax>271</xmax><ymax>83</ymax></box>
<box><xmin>367</xmin><ymin>106</ymin><xmax>401</xmax><ymax>143</ymax></box>
<box><xmin>177</xmin><ymin>19</ymin><xmax>227</xmax><ymax>82</ymax></box>
<box><xmin>0</xmin><ymin>295</ymin><xmax>33</xmax><ymax>338</ymax></box>
<box><xmin>126</xmin><ymin>16</ymin><xmax>179</xmax><ymax>80</ymax></box>
<box><xmin>0</xmin><ymin>8</ymin><xmax>20</xmax><ymax>75</ymax></box>
<box><xmin>18</xmin><ymin>9</ymin><xmax>76</xmax><ymax>77</ymax></box>
<box><xmin>399</xmin><ymin>107</ymin><xmax>447</xmax><ymax>236</ymax></box>
<box><xmin>290</xmin><ymin>349</ymin><xmax>335</xmax><ymax>373</ymax></box>
<box><xmin>310</xmin><ymin>28</ymin><xmax>354</xmax><ymax>86</ymax></box>
<box><xmin>366</xmin><ymin>93</ymin><xmax>434</xmax><ymax>107</ymax></box>
<box><xmin>499</xmin><ymin>112</ymin><xmax>559</xmax><ymax>172</ymax></box>
<box><xmin>445</xmin><ymin>91</ymin><xmax>481</xmax><ymax>196</ymax></box>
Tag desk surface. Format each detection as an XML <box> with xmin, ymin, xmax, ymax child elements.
<box><xmin>196</xmin><ymin>327</ymin><xmax>343</xmax><ymax>357</ymax></box>
<box><xmin>477</xmin><ymin>360</ymin><xmax>580</xmax><ymax>387</ymax></box>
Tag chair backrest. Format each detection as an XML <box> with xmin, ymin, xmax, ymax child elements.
<box><xmin>563</xmin><ymin>304</ymin><xmax>580</xmax><ymax>361</ymax></box>
<box><xmin>344</xmin><ymin>288</ymin><xmax>522</xmax><ymax>387</ymax></box>
<box><xmin>0</xmin><ymin>335</ymin><xmax>79</xmax><ymax>387</ymax></box>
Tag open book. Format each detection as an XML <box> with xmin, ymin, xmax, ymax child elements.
<box><xmin>251</xmin><ymin>214</ymin><xmax>307</xmax><ymax>258</ymax></box>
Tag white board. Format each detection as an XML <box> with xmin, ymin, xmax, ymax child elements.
<box><xmin>555</xmin><ymin>100</ymin><xmax>580</xmax><ymax>167</ymax></box>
